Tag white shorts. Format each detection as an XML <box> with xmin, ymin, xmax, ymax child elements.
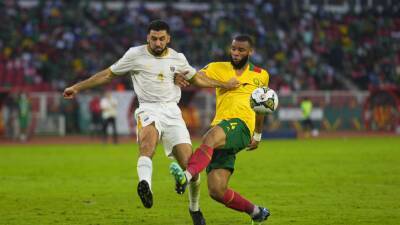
<box><xmin>134</xmin><ymin>102</ymin><xmax>191</xmax><ymax>158</ymax></box>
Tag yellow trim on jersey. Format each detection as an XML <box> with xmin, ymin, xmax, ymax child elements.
<box><xmin>200</xmin><ymin>62</ymin><xmax>269</xmax><ymax>134</ymax></box>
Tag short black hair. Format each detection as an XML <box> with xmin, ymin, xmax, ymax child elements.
<box><xmin>147</xmin><ymin>20</ymin><xmax>170</xmax><ymax>34</ymax></box>
<box><xmin>233</xmin><ymin>34</ymin><xmax>254</xmax><ymax>47</ymax></box>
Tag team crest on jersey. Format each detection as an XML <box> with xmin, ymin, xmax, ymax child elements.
<box><xmin>157</xmin><ymin>73</ymin><xmax>164</xmax><ymax>81</ymax></box>
<box><xmin>253</xmin><ymin>78</ymin><xmax>260</xmax><ymax>87</ymax></box>
<box><xmin>170</xmin><ymin>66</ymin><xmax>176</xmax><ymax>72</ymax></box>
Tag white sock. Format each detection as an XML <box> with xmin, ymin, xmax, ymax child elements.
<box><xmin>137</xmin><ymin>156</ymin><xmax>153</xmax><ymax>190</ymax></box>
<box><xmin>188</xmin><ymin>175</ymin><xmax>200</xmax><ymax>211</ymax></box>
<box><xmin>184</xmin><ymin>170</ymin><xmax>193</xmax><ymax>182</ymax></box>
<box><xmin>251</xmin><ymin>205</ymin><xmax>260</xmax><ymax>217</ymax></box>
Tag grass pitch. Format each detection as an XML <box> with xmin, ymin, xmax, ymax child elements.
<box><xmin>1</xmin><ymin>137</ymin><xmax>399</xmax><ymax>225</ymax></box>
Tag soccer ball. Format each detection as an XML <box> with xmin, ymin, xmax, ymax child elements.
<box><xmin>250</xmin><ymin>87</ymin><xmax>279</xmax><ymax>114</ymax></box>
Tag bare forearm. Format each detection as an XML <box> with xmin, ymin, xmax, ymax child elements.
<box><xmin>72</xmin><ymin>68</ymin><xmax>115</xmax><ymax>92</ymax></box>
<box><xmin>254</xmin><ymin>114</ymin><xmax>265</xmax><ymax>133</ymax></box>
<box><xmin>190</xmin><ymin>72</ymin><xmax>224</xmax><ymax>88</ymax></box>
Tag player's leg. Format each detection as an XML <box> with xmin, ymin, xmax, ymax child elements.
<box><xmin>169</xmin><ymin>126</ymin><xmax>225</xmax><ymax>195</ymax></box>
<box><xmin>110</xmin><ymin>117</ymin><xmax>118</xmax><ymax>144</ymax></box>
<box><xmin>172</xmin><ymin>143</ymin><xmax>200</xmax><ymax>196</ymax></box>
<box><xmin>306</xmin><ymin>118</ymin><xmax>312</xmax><ymax>130</ymax></box>
<box><xmin>102</xmin><ymin>118</ymin><xmax>108</xmax><ymax>143</ymax></box>
<box><xmin>170</xmin><ymin>119</ymin><xmax>245</xmax><ymax>192</ymax></box>
<box><xmin>207</xmin><ymin>169</ymin><xmax>270</xmax><ymax>223</ymax></box>
<box><xmin>183</xmin><ymin>117</ymin><xmax>248</xmax><ymax>182</ymax></box>
<box><xmin>162</xmin><ymin>109</ymin><xmax>207</xmax><ymax>225</ymax></box>
<box><xmin>136</xmin><ymin>122</ymin><xmax>159</xmax><ymax>208</ymax></box>
<box><xmin>182</xmin><ymin>125</ymin><xmax>226</xmax><ymax>181</ymax></box>
<box><xmin>172</xmin><ymin>144</ymin><xmax>205</xmax><ymax>225</ymax></box>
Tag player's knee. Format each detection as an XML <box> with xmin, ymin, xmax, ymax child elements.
<box><xmin>202</xmin><ymin>134</ymin><xmax>219</xmax><ymax>148</ymax></box>
<box><xmin>139</xmin><ymin>141</ymin><xmax>150</xmax><ymax>151</ymax></box>
<box><xmin>139</xmin><ymin>141</ymin><xmax>155</xmax><ymax>157</ymax></box>
<box><xmin>208</xmin><ymin>186</ymin><xmax>225</xmax><ymax>202</ymax></box>
<box><xmin>172</xmin><ymin>145</ymin><xmax>192</xmax><ymax>169</ymax></box>
<box><xmin>202</xmin><ymin>127</ymin><xmax>225</xmax><ymax>148</ymax></box>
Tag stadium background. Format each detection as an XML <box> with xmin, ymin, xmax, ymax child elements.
<box><xmin>0</xmin><ymin>1</ymin><xmax>399</xmax><ymax>225</ymax></box>
<box><xmin>0</xmin><ymin>0</ymin><xmax>399</xmax><ymax>140</ymax></box>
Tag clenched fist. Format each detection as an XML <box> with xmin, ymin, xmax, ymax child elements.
<box><xmin>63</xmin><ymin>87</ymin><xmax>78</xmax><ymax>99</ymax></box>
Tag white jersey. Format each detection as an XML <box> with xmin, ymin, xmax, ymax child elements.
<box><xmin>110</xmin><ymin>45</ymin><xmax>196</xmax><ymax>103</ymax></box>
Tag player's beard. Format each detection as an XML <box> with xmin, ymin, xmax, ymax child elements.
<box><xmin>149</xmin><ymin>46</ymin><xmax>167</xmax><ymax>56</ymax></box>
<box><xmin>230</xmin><ymin>55</ymin><xmax>249</xmax><ymax>70</ymax></box>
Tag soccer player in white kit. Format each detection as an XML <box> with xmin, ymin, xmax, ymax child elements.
<box><xmin>63</xmin><ymin>20</ymin><xmax>238</xmax><ymax>225</ymax></box>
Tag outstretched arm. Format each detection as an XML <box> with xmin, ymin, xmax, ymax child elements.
<box><xmin>175</xmin><ymin>71</ymin><xmax>240</xmax><ymax>90</ymax></box>
<box><xmin>247</xmin><ymin>113</ymin><xmax>265</xmax><ymax>150</ymax></box>
<box><xmin>63</xmin><ymin>68</ymin><xmax>116</xmax><ymax>99</ymax></box>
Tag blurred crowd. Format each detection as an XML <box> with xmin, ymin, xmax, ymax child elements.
<box><xmin>0</xmin><ymin>0</ymin><xmax>399</xmax><ymax>92</ymax></box>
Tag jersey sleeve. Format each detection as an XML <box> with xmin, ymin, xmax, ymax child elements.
<box><xmin>176</xmin><ymin>53</ymin><xmax>197</xmax><ymax>80</ymax></box>
<box><xmin>110</xmin><ymin>47</ymin><xmax>137</xmax><ymax>76</ymax></box>
<box><xmin>262</xmin><ymin>69</ymin><xmax>270</xmax><ymax>87</ymax></box>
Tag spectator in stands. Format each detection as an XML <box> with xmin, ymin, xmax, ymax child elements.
<box><xmin>89</xmin><ymin>93</ymin><xmax>102</xmax><ymax>138</ymax></box>
<box><xmin>61</xmin><ymin>97</ymin><xmax>80</xmax><ymax>134</ymax></box>
<box><xmin>1</xmin><ymin>1</ymin><xmax>399</xmax><ymax>91</ymax></box>
<box><xmin>100</xmin><ymin>91</ymin><xmax>118</xmax><ymax>144</ymax></box>
<box><xmin>1</xmin><ymin>94</ymin><xmax>17</xmax><ymax>139</ymax></box>
<box><xmin>300</xmin><ymin>97</ymin><xmax>318</xmax><ymax>137</ymax></box>
<box><xmin>17</xmin><ymin>92</ymin><xmax>31</xmax><ymax>142</ymax></box>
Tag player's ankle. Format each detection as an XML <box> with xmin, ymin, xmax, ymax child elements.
<box><xmin>184</xmin><ymin>171</ymin><xmax>193</xmax><ymax>182</ymax></box>
<box><xmin>250</xmin><ymin>205</ymin><xmax>260</xmax><ymax>217</ymax></box>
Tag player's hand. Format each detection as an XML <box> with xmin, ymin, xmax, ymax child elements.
<box><xmin>223</xmin><ymin>78</ymin><xmax>240</xmax><ymax>90</ymax></box>
<box><xmin>63</xmin><ymin>86</ymin><xmax>78</xmax><ymax>99</ymax></box>
<box><xmin>174</xmin><ymin>72</ymin><xmax>190</xmax><ymax>88</ymax></box>
<box><xmin>246</xmin><ymin>138</ymin><xmax>259</xmax><ymax>151</ymax></box>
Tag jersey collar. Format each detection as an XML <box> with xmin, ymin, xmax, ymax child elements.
<box><xmin>146</xmin><ymin>45</ymin><xmax>169</xmax><ymax>57</ymax></box>
<box><xmin>231</xmin><ymin>63</ymin><xmax>250</xmax><ymax>77</ymax></box>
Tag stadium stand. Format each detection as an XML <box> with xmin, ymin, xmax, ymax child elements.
<box><xmin>0</xmin><ymin>0</ymin><xmax>399</xmax><ymax>138</ymax></box>
<box><xmin>1</xmin><ymin>0</ymin><xmax>399</xmax><ymax>92</ymax></box>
